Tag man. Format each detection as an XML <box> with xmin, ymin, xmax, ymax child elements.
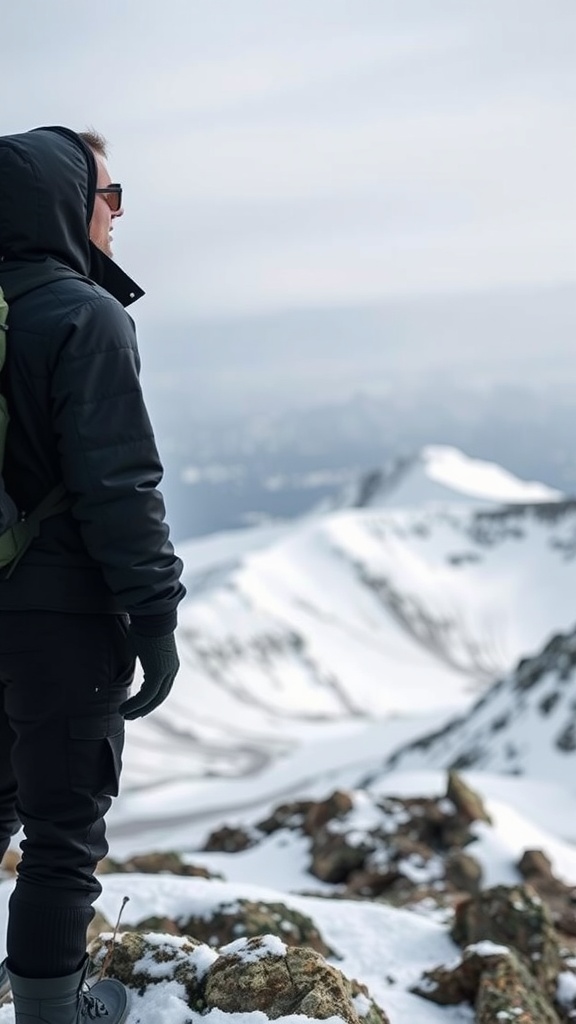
<box><xmin>0</xmin><ymin>126</ymin><xmax>186</xmax><ymax>1023</ymax></box>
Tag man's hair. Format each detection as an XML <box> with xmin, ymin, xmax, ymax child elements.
<box><xmin>78</xmin><ymin>128</ymin><xmax>108</xmax><ymax>158</ymax></box>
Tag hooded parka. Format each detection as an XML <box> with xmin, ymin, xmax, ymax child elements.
<box><xmin>0</xmin><ymin>126</ymin><xmax>185</xmax><ymax>631</ymax></box>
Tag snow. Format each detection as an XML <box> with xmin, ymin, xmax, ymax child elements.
<box><xmin>465</xmin><ymin>940</ymin><xmax>513</xmax><ymax>957</ymax></box>
<box><xmin>220</xmin><ymin>935</ymin><xmax>287</xmax><ymax>961</ymax></box>
<box><xmin>557</xmin><ymin>970</ymin><xmax>576</xmax><ymax>1008</ymax></box>
<box><xmin>2</xmin><ymin>765</ymin><xmax>576</xmax><ymax>1024</ymax></box>
<box><xmin>118</xmin><ymin>493</ymin><xmax>576</xmax><ymax>795</ymax></box>
<box><xmin>0</xmin><ymin>869</ymin><xmax>478</xmax><ymax>1024</ymax></box>
<box><xmin>421</xmin><ymin>446</ymin><xmax>562</xmax><ymax>505</ymax></box>
<box><xmin>1</xmin><ymin>450</ymin><xmax>575</xmax><ymax>1024</ymax></box>
<box><xmin>336</xmin><ymin>446</ymin><xmax>563</xmax><ymax>511</ymax></box>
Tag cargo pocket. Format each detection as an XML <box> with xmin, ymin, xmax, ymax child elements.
<box><xmin>67</xmin><ymin>714</ymin><xmax>124</xmax><ymax>797</ymax></box>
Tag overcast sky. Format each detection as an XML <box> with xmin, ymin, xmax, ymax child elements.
<box><xmin>5</xmin><ymin>1</ymin><xmax>576</xmax><ymax>415</ymax></box>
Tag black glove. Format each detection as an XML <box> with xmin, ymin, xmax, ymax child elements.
<box><xmin>120</xmin><ymin>631</ymin><xmax>180</xmax><ymax>720</ymax></box>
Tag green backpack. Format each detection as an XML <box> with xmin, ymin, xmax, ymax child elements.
<box><xmin>0</xmin><ymin>284</ymin><xmax>70</xmax><ymax>578</ymax></box>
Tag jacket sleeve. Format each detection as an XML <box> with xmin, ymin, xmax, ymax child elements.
<box><xmin>49</xmin><ymin>291</ymin><xmax>185</xmax><ymax>624</ymax></box>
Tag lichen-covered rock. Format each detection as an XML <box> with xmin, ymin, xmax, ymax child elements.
<box><xmin>97</xmin><ymin>851</ymin><xmax>221</xmax><ymax>879</ymax></box>
<box><xmin>451</xmin><ymin>884</ymin><xmax>562</xmax><ymax>996</ymax></box>
<box><xmin>257</xmin><ymin>800</ymin><xmax>314</xmax><ymax>835</ymax></box>
<box><xmin>178</xmin><ymin>899</ymin><xmax>335</xmax><ymax>956</ymax></box>
<box><xmin>345</xmin><ymin>866</ymin><xmax>399</xmax><ymax>898</ymax></box>
<box><xmin>518</xmin><ymin>849</ymin><xmax>570</xmax><ymax>897</ymax></box>
<box><xmin>476</xmin><ymin>951</ymin><xmax>561</xmax><ymax>1024</ymax></box>
<box><xmin>88</xmin><ymin>931</ymin><xmax>216</xmax><ymax>1008</ymax></box>
<box><xmin>413</xmin><ymin>944</ymin><xmax>508</xmax><ymax>1005</ymax></box>
<box><xmin>445</xmin><ymin>851</ymin><xmax>483</xmax><ymax>894</ymax></box>
<box><xmin>414</xmin><ymin>944</ymin><xmax>560</xmax><ymax>1024</ymax></box>
<box><xmin>310</xmin><ymin>829</ymin><xmax>372</xmax><ymax>883</ymax></box>
<box><xmin>205</xmin><ymin>934</ymin><xmax>389</xmax><ymax>1024</ymax></box>
<box><xmin>193</xmin><ymin>774</ymin><xmax>501</xmax><ymax>907</ymax></box>
<box><xmin>303</xmin><ymin>791</ymin><xmax>354</xmax><ymax>835</ymax></box>
<box><xmin>519</xmin><ymin>849</ymin><xmax>556</xmax><ymax>883</ymax></box>
<box><xmin>446</xmin><ymin>771</ymin><xmax>491</xmax><ymax>825</ymax></box>
<box><xmin>202</xmin><ymin>825</ymin><xmax>257</xmax><ymax>853</ymax></box>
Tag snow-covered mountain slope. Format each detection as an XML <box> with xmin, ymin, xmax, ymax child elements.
<box><xmin>333</xmin><ymin>445</ymin><xmax>563</xmax><ymax>510</ymax></box>
<box><xmin>377</xmin><ymin>626</ymin><xmax>576</xmax><ymax>787</ymax></box>
<box><xmin>123</xmin><ymin>493</ymin><xmax>576</xmax><ymax>790</ymax></box>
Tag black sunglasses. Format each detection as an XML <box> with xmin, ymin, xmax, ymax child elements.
<box><xmin>95</xmin><ymin>183</ymin><xmax>122</xmax><ymax>213</ymax></box>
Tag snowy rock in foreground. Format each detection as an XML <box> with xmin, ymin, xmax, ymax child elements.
<box><xmin>89</xmin><ymin>930</ymin><xmax>215</xmax><ymax>1007</ymax></box>
<box><xmin>414</xmin><ymin>883</ymin><xmax>572</xmax><ymax>1023</ymax></box>
<box><xmin>89</xmin><ymin>931</ymin><xmax>389</xmax><ymax>1024</ymax></box>
<box><xmin>205</xmin><ymin>935</ymin><xmax>388</xmax><ymax>1024</ymax></box>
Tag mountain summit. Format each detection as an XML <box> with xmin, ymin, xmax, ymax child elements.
<box><xmin>335</xmin><ymin>445</ymin><xmax>563</xmax><ymax>510</ymax></box>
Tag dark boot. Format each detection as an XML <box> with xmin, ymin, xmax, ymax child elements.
<box><xmin>7</xmin><ymin>957</ymin><xmax>128</xmax><ymax>1023</ymax></box>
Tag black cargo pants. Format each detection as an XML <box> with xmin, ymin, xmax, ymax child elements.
<box><xmin>0</xmin><ymin>611</ymin><xmax>135</xmax><ymax>977</ymax></box>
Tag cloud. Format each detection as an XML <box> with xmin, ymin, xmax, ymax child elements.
<box><xmin>4</xmin><ymin>0</ymin><xmax>576</xmax><ymax>340</ymax></box>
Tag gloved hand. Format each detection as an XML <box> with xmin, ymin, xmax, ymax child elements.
<box><xmin>120</xmin><ymin>631</ymin><xmax>180</xmax><ymax>720</ymax></box>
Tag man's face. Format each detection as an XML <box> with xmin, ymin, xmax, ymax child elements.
<box><xmin>89</xmin><ymin>151</ymin><xmax>124</xmax><ymax>258</ymax></box>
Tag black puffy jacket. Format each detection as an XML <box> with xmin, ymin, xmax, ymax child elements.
<box><xmin>0</xmin><ymin>126</ymin><xmax>185</xmax><ymax>634</ymax></box>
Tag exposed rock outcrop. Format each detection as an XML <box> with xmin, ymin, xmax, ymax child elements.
<box><xmin>89</xmin><ymin>931</ymin><xmax>388</xmax><ymax>1023</ymax></box>
<box><xmin>122</xmin><ymin>897</ymin><xmax>334</xmax><ymax>957</ymax></box>
<box><xmin>451</xmin><ymin>884</ymin><xmax>562</xmax><ymax>996</ymax></box>
<box><xmin>414</xmin><ymin>944</ymin><xmax>561</xmax><ymax>1024</ymax></box>
<box><xmin>177</xmin><ymin>899</ymin><xmax>334</xmax><ymax>957</ymax></box>
<box><xmin>207</xmin><ymin>772</ymin><xmax>489</xmax><ymax>909</ymax></box>
<box><xmin>98</xmin><ymin>851</ymin><xmax>221</xmax><ymax>879</ymax></box>
<box><xmin>205</xmin><ymin>935</ymin><xmax>388</xmax><ymax>1024</ymax></box>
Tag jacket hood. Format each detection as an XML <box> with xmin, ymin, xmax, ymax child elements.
<box><xmin>0</xmin><ymin>126</ymin><xmax>143</xmax><ymax>307</ymax></box>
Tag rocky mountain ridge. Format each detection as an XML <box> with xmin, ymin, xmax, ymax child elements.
<box><xmin>376</xmin><ymin>625</ymin><xmax>576</xmax><ymax>786</ymax></box>
<box><xmin>125</xmin><ymin>492</ymin><xmax>576</xmax><ymax>790</ymax></box>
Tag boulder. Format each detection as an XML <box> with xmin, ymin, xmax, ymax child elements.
<box><xmin>88</xmin><ymin>931</ymin><xmax>216</xmax><ymax>1008</ymax></box>
<box><xmin>205</xmin><ymin>935</ymin><xmax>389</xmax><ymax>1024</ymax></box>
<box><xmin>310</xmin><ymin>830</ymin><xmax>372</xmax><ymax>883</ymax></box>
<box><xmin>257</xmin><ymin>800</ymin><xmax>315</xmax><ymax>835</ymax></box>
<box><xmin>517</xmin><ymin>849</ymin><xmax>570</xmax><ymax>897</ymax></box>
<box><xmin>413</xmin><ymin>944</ymin><xmax>508</xmax><ymax>1005</ymax></box>
<box><xmin>89</xmin><ymin>931</ymin><xmax>389</xmax><ymax>1023</ymax></box>
<box><xmin>446</xmin><ymin>771</ymin><xmax>492</xmax><ymax>825</ymax></box>
<box><xmin>414</xmin><ymin>944</ymin><xmax>560</xmax><ymax>1024</ymax></box>
<box><xmin>451</xmin><ymin>884</ymin><xmax>562</xmax><ymax>996</ymax></box>
<box><xmin>203</xmin><ymin>825</ymin><xmax>256</xmax><ymax>853</ymax></box>
<box><xmin>98</xmin><ymin>851</ymin><xmax>220</xmax><ymax>878</ymax></box>
<box><xmin>444</xmin><ymin>851</ymin><xmax>483</xmax><ymax>894</ymax></box>
<box><xmin>303</xmin><ymin>791</ymin><xmax>354</xmax><ymax>835</ymax></box>
<box><xmin>178</xmin><ymin>899</ymin><xmax>335</xmax><ymax>956</ymax></box>
<box><xmin>476</xmin><ymin>951</ymin><xmax>561</xmax><ymax>1024</ymax></box>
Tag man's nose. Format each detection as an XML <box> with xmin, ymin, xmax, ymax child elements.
<box><xmin>112</xmin><ymin>205</ymin><xmax>124</xmax><ymax>220</ymax></box>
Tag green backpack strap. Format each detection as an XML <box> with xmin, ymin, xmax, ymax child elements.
<box><xmin>0</xmin><ymin>482</ymin><xmax>70</xmax><ymax>578</ymax></box>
